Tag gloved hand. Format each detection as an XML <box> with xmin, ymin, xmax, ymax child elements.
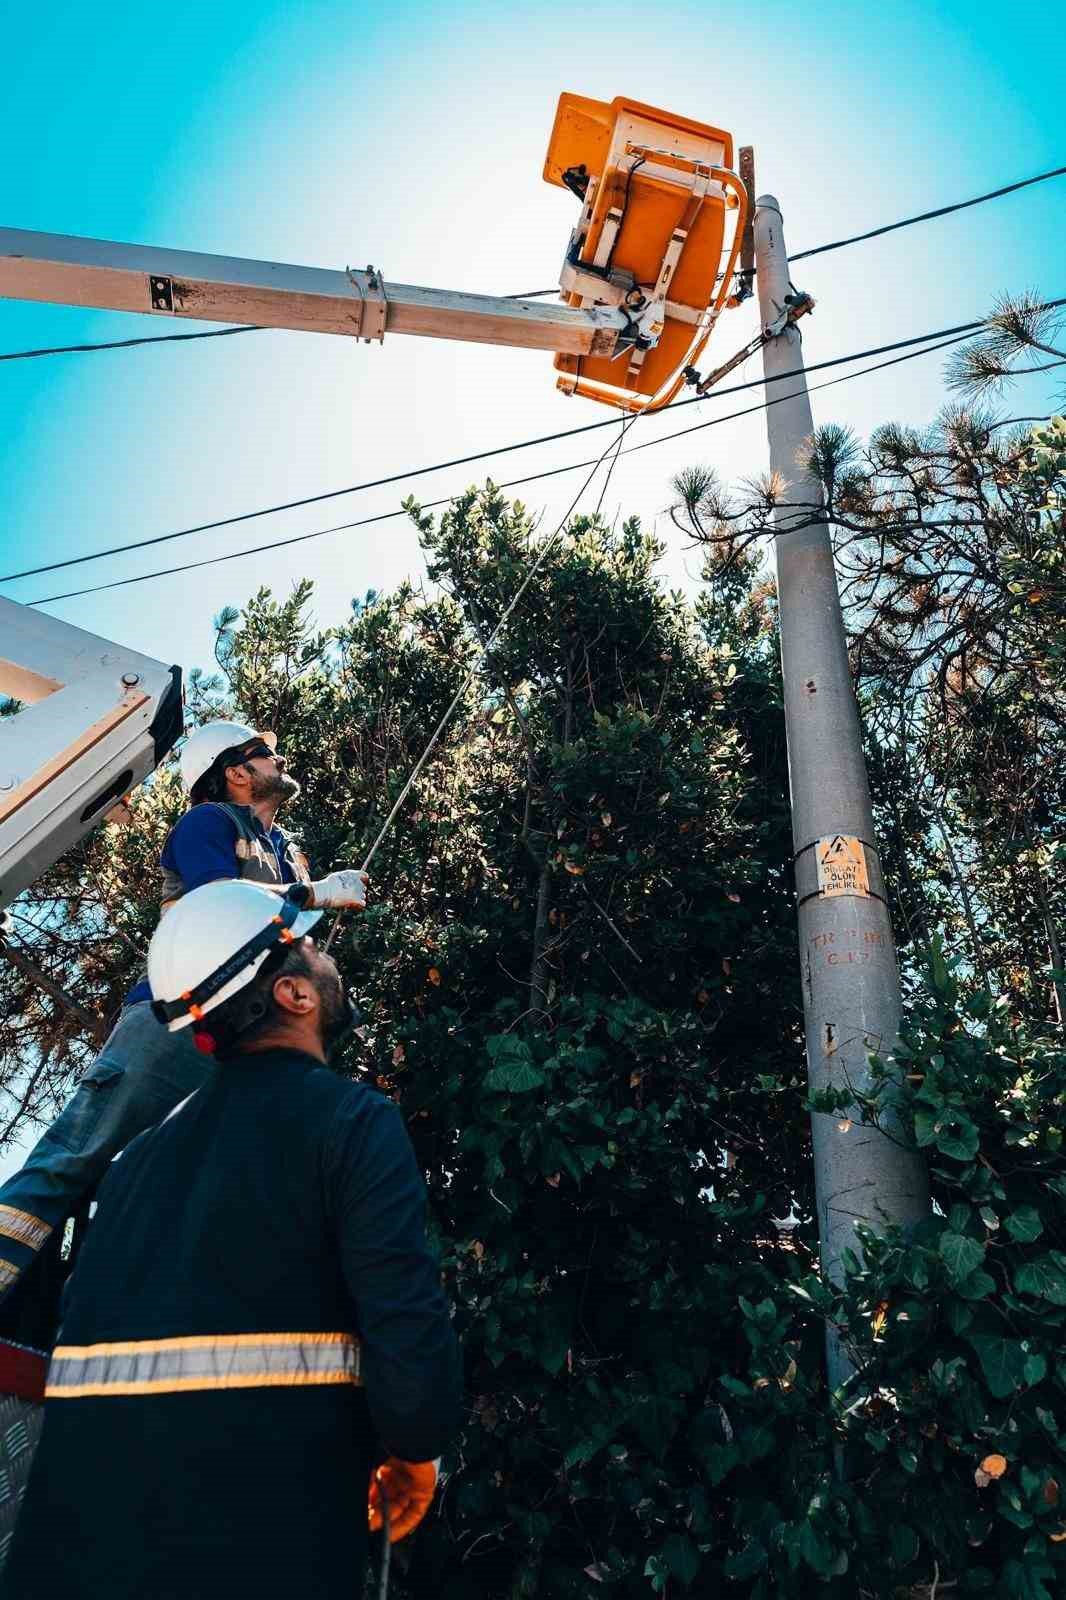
<box><xmin>308</xmin><ymin>869</ymin><xmax>368</xmax><ymax>910</ymax></box>
<box><xmin>368</xmin><ymin>1457</ymin><xmax>439</xmax><ymax>1543</ymax></box>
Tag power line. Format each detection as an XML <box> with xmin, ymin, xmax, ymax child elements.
<box><xmin>8</xmin><ymin>308</ymin><xmax>1049</xmax><ymax>588</ymax></box>
<box><xmin>789</xmin><ymin>162</ymin><xmax>1066</xmax><ymax>263</ymax></box>
<box><xmin>0</xmin><ymin>324</ymin><xmax>260</xmax><ymax>362</ymax></box>
<box><xmin>28</xmin><ymin>320</ymin><xmax>1004</xmax><ymax>607</ymax></box>
<box><xmin>3</xmin><ymin>161</ymin><xmax>1062</xmax><ymax>363</ymax></box>
<box><xmin>526</xmin><ymin>161</ymin><xmax>1066</xmax><ymax>294</ymax></box>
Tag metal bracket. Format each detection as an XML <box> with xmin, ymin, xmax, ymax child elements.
<box><xmin>345</xmin><ymin>264</ymin><xmax>388</xmax><ymax>343</ymax></box>
<box><xmin>765</xmin><ymin>289</ymin><xmax>815</xmax><ymax>339</ymax></box>
<box><xmin>558</xmin><ymin>258</ymin><xmax>637</xmax><ymax>306</ymax></box>
<box><xmin>691</xmin><ymin>287</ymin><xmax>814</xmax><ymax>395</ymax></box>
<box><xmin>148</xmin><ymin>274</ymin><xmax>174</xmax><ymax>313</ymax></box>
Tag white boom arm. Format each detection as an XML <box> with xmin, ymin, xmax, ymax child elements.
<box><xmin>0</xmin><ymin>224</ymin><xmax>650</xmax><ymax>912</ymax></box>
<box><xmin>0</xmin><ymin>599</ymin><xmax>182</xmax><ymax>908</ymax></box>
<box><xmin>0</xmin><ymin>227</ymin><xmax>645</xmax><ymax>355</ymax></box>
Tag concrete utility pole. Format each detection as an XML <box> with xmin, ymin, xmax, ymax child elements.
<box><xmin>754</xmin><ymin>195</ymin><xmax>929</xmax><ymax>1390</ymax></box>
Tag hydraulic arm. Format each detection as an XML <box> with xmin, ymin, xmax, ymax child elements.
<box><xmin>0</xmin><ymin>228</ymin><xmax>640</xmax><ymax>357</ymax></box>
<box><xmin>0</xmin><ymin>91</ymin><xmax>749</xmax><ymax>905</ymax></box>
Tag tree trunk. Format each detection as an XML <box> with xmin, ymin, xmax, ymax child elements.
<box><xmin>528</xmin><ymin>860</ymin><xmax>554</xmax><ymax>1025</ymax></box>
<box><xmin>931</xmin><ymin>800</ymin><xmax>993</xmax><ymax>995</ymax></box>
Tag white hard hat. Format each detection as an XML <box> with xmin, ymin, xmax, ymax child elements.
<box><xmin>148</xmin><ymin>880</ymin><xmax>322</xmax><ymax>1032</ymax></box>
<box><xmin>178</xmin><ymin>721</ymin><xmax>277</xmax><ymax>794</ymax></box>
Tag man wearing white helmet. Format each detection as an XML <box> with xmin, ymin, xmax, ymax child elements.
<box><xmin>3</xmin><ymin>880</ymin><xmax>460</xmax><ymax>1599</ymax></box>
<box><xmin>0</xmin><ymin>719</ymin><xmax>368</xmax><ymax>1310</ymax></box>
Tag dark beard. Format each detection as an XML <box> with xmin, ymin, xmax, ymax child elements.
<box><xmin>319</xmin><ymin>972</ymin><xmax>358</xmax><ymax>1050</ymax></box>
<box><xmin>247</xmin><ymin>768</ymin><xmax>301</xmax><ymax>806</ymax></box>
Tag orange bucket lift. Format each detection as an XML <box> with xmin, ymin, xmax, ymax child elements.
<box><xmin>544</xmin><ymin>94</ymin><xmax>749</xmax><ymax>413</ymax></box>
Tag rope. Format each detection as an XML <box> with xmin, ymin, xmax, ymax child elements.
<box><xmin>322</xmin><ymin>413</ymin><xmax>639</xmax><ymax>951</ymax></box>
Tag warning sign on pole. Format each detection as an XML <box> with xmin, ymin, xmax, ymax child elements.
<box><xmin>816</xmin><ymin>835</ymin><xmax>870</xmax><ymax>898</ymax></box>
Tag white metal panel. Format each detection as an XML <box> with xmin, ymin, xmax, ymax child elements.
<box><xmin>0</xmin><ymin>599</ymin><xmax>182</xmax><ymax>905</ymax></box>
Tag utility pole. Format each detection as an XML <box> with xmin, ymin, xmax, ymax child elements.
<box><xmin>754</xmin><ymin>195</ymin><xmax>929</xmax><ymax>1390</ymax></box>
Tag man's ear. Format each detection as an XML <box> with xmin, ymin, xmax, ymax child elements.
<box><xmin>271</xmin><ymin>973</ymin><xmax>316</xmax><ymax>1017</ymax></box>
<box><xmin>224</xmin><ymin>761</ymin><xmax>251</xmax><ymax>797</ymax></box>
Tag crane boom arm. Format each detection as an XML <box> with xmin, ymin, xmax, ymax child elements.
<box><xmin>0</xmin><ymin>227</ymin><xmax>631</xmax><ymax>355</ymax></box>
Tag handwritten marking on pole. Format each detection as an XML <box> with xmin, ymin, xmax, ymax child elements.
<box><xmin>816</xmin><ymin>835</ymin><xmax>870</xmax><ymax>898</ymax></box>
<box><xmin>809</xmin><ymin>928</ymin><xmax>886</xmax><ymax>968</ymax></box>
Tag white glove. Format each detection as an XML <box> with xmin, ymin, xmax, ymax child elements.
<box><xmin>308</xmin><ymin>870</ymin><xmax>368</xmax><ymax>910</ymax></box>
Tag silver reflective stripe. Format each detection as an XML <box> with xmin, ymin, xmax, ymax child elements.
<box><xmin>0</xmin><ymin>1205</ymin><xmax>51</xmax><ymax>1252</ymax></box>
<box><xmin>46</xmin><ymin>1332</ymin><xmax>362</xmax><ymax>1399</ymax></box>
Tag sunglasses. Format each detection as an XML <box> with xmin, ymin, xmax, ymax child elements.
<box><xmin>237</xmin><ymin>743</ymin><xmax>281</xmax><ymax>764</ymax></box>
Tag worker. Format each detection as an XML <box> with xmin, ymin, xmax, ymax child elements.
<box><xmin>0</xmin><ymin>719</ymin><xmax>369</xmax><ymax>1308</ymax></box>
<box><xmin>2</xmin><ymin>878</ymin><xmax>460</xmax><ymax>1599</ymax></box>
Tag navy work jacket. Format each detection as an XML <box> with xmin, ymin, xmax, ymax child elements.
<box><xmin>2</xmin><ymin>1048</ymin><xmax>460</xmax><ymax>1600</ymax></box>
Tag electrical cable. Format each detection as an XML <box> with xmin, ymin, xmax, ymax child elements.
<box><xmin>594</xmin><ymin>416</ymin><xmax>628</xmax><ymax>517</ymax></box>
<box><xmin>788</xmin><ymin>162</ymin><xmax>1066</xmax><ymax>264</ymax></box>
<box><xmin>10</xmin><ymin>306</ymin><xmax>1058</xmax><ymax>589</ymax></box>
<box><xmin>605</xmin><ymin>156</ymin><xmax>646</xmax><ymax>273</ymax></box>
<box><xmin>0</xmin><ymin>324</ymin><xmax>260</xmax><ymax>363</ymax></box>
<box><xmin>3</xmin><ymin>161</ymin><xmax>1062</xmax><ymax>363</ymax></box>
<box><xmin>27</xmin><ymin>321</ymin><xmax>1011</xmax><ymax>607</ymax></box>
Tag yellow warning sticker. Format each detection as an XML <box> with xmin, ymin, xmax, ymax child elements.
<box><xmin>816</xmin><ymin>835</ymin><xmax>870</xmax><ymax>898</ymax></box>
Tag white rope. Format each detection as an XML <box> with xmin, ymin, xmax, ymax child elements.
<box><xmin>322</xmin><ymin>416</ymin><xmax>639</xmax><ymax>952</ymax></box>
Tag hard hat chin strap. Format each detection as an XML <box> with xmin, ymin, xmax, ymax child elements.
<box><xmin>151</xmin><ymin>887</ymin><xmax>310</xmax><ymax>1027</ymax></box>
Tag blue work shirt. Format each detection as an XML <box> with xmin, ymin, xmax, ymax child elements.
<box><xmin>125</xmin><ymin>807</ymin><xmax>299</xmax><ymax>1006</ymax></box>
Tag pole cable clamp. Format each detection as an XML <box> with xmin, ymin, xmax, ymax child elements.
<box><xmin>346</xmin><ymin>264</ymin><xmax>389</xmax><ymax>343</ymax></box>
<box><xmin>688</xmin><ymin>287</ymin><xmax>814</xmax><ymax>395</ymax></box>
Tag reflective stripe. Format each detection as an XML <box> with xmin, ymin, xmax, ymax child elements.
<box><xmin>0</xmin><ymin>1259</ymin><xmax>20</xmax><ymax>1292</ymax></box>
<box><xmin>46</xmin><ymin>1331</ymin><xmax>362</xmax><ymax>1400</ymax></box>
<box><xmin>0</xmin><ymin>1204</ymin><xmax>51</xmax><ymax>1252</ymax></box>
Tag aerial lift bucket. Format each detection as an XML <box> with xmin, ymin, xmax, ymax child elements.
<box><xmin>544</xmin><ymin>94</ymin><xmax>748</xmax><ymax>413</ymax></box>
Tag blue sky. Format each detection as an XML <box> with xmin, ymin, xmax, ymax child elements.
<box><xmin>1</xmin><ymin>0</ymin><xmax>1063</xmax><ymax>677</ymax></box>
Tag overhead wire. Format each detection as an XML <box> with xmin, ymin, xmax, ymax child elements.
<box><xmin>0</xmin><ymin>325</ymin><xmax>260</xmax><ymax>363</ymax></box>
<box><xmin>788</xmin><ymin>162</ymin><xmax>1066</xmax><ymax>264</ymax></box>
<box><xmin>2</xmin><ymin>160</ymin><xmax>1062</xmax><ymax>362</ymax></box>
<box><xmin>10</xmin><ymin>307</ymin><xmax>1061</xmax><ymax>589</ymax></box>
<box><xmin>28</xmin><ymin>320</ymin><xmax>1014</xmax><ymax>607</ymax></box>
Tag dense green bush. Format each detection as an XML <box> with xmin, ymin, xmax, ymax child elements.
<box><xmin>2</xmin><ymin>479</ymin><xmax>1062</xmax><ymax>1598</ymax></box>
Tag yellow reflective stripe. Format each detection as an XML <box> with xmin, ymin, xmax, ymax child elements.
<box><xmin>0</xmin><ymin>1204</ymin><xmax>51</xmax><ymax>1252</ymax></box>
<box><xmin>0</xmin><ymin>1259</ymin><xmax>21</xmax><ymax>1291</ymax></box>
<box><xmin>46</xmin><ymin>1331</ymin><xmax>362</xmax><ymax>1400</ymax></box>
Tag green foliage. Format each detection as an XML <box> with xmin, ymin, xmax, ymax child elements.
<box><xmin>3</xmin><ymin>475</ymin><xmax>1065</xmax><ymax>1596</ymax></box>
<box><xmin>815</xmin><ymin>955</ymin><xmax>1066</xmax><ymax>1596</ymax></box>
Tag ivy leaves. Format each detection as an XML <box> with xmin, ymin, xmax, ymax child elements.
<box><xmin>482</xmin><ymin>1033</ymin><xmax>546</xmax><ymax>1094</ymax></box>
